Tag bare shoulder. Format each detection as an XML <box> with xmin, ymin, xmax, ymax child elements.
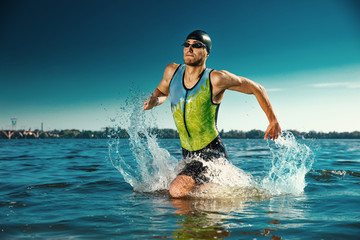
<box><xmin>164</xmin><ymin>63</ymin><xmax>180</xmax><ymax>79</ymax></box>
<box><xmin>211</xmin><ymin>70</ymin><xmax>228</xmax><ymax>79</ymax></box>
<box><xmin>210</xmin><ymin>70</ymin><xmax>239</xmax><ymax>88</ymax></box>
<box><xmin>157</xmin><ymin>63</ymin><xmax>180</xmax><ymax>95</ymax></box>
<box><xmin>166</xmin><ymin>62</ymin><xmax>180</xmax><ymax>71</ymax></box>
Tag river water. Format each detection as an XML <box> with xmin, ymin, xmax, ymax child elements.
<box><xmin>1</xmin><ymin>136</ymin><xmax>359</xmax><ymax>239</ymax></box>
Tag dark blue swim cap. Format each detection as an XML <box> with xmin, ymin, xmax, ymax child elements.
<box><xmin>185</xmin><ymin>30</ymin><xmax>212</xmax><ymax>54</ymax></box>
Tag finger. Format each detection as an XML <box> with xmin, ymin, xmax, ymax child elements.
<box><xmin>275</xmin><ymin>129</ymin><xmax>281</xmax><ymax>139</ymax></box>
<box><xmin>143</xmin><ymin>101</ymin><xmax>149</xmax><ymax>110</ymax></box>
<box><xmin>264</xmin><ymin>131</ymin><xmax>269</xmax><ymax>140</ymax></box>
<box><xmin>271</xmin><ymin>129</ymin><xmax>277</xmax><ymax>140</ymax></box>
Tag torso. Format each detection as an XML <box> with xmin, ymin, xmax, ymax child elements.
<box><xmin>166</xmin><ymin>64</ymin><xmax>226</xmax><ymax>104</ymax></box>
<box><xmin>169</xmin><ymin>64</ymin><xmax>220</xmax><ymax>151</ymax></box>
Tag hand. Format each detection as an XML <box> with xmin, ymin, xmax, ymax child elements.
<box><xmin>264</xmin><ymin>120</ymin><xmax>282</xmax><ymax>140</ymax></box>
<box><xmin>143</xmin><ymin>93</ymin><xmax>158</xmax><ymax>110</ymax></box>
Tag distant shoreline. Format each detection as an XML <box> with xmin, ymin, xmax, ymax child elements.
<box><xmin>1</xmin><ymin>128</ymin><xmax>359</xmax><ymax>139</ymax></box>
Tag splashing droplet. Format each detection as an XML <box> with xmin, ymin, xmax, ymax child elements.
<box><xmin>108</xmin><ymin>91</ymin><xmax>177</xmax><ymax>192</ymax></box>
<box><xmin>261</xmin><ymin>131</ymin><xmax>315</xmax><ymax>195</ymax></box>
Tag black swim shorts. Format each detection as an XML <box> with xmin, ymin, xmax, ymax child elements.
<box><xmin>179</xmin><ymin>136</ymin><xmax>228</xmax><ymax>184</ymax></box>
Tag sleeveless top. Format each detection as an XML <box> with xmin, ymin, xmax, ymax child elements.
<box><xmin>169</xmin><ymin>64</ymin><xmax>220</xmax><ymax>151</ymax></box>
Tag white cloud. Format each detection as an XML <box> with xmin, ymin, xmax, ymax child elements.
<box><xmin>267</xmin><ymin>88</ymin><xmax>285</xmax><ymax>92</ymax></box>
<box><xmin>312</xmin><ymin>82</ymin><xmax>360</xmax><ymax>88</ymax></box>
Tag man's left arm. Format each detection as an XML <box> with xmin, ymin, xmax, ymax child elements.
<box><xmin>212</xmin><ymin>70</ymin><xmax>282</xmax><ymax>140</ymax></box>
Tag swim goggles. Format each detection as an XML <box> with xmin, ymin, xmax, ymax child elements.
<box><xmin>182</xmin><ymin>42</ymin><xmax>206</xmax><ymax>49</ymax></box>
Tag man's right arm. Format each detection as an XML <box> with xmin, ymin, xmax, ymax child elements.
<box><xmin>143</xmin><ymin>63</ymin><xmax>179</xmax><ymax>110</ymax></box>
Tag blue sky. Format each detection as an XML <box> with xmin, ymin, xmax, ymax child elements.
<box><xmin>1</xmin><ymin>0</ymin><xmax>359</xmax><ymax>132</ymax></box>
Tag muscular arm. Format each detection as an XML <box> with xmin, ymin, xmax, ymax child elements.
<box><xmin>211</xmin><ymin>70</ymin><xmax>282</xmax><ymax>140</ymax></box>
<box><xmin>143</xmin><ymin>63</ymin><xmax>179</xmax><ymax>110</ymax></box>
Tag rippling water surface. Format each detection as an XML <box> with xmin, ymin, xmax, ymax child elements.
<box><xmin>1</xmin><ymin>137</ymin><xmax>359</xmax><ymax>239</ymax></box>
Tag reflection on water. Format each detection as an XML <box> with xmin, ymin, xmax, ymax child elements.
<box><xmin>268</xmin><ymin>195</ymin><xmax>309</xmax><ymax>221</ymax></box>
<box><xmin>170</xmin><ymin>198</ymin><xmax>233</xmax><ymax>239</ymax></box>
<box><xmin>189</xmin><ymin>183</ymin><xmax>271</xmax><ymax>201</ymax></box>
<box><xmin>169</xmin><ymin>197</ymin><xmax>284</xmax><ymax>240</ymax></box>
<box><xmin>171</xmin><ymin>197</ymin><xmax>247</xmax><ymax>215</ymax></box>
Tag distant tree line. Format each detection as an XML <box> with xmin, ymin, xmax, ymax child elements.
<box><xmin>1</xmin><ymin>128</ymin><xmax>359</xmax><ymax>139</ymax></box>
<box><xmin>219</xmin><ymin>129</ymin><xmax>265</xmax><ymax>139</ymax></box>
<box><xmin>220</xmin><ymin>129</ymin><xmax>360</xmax><ymax>139</ymax></box>
<box><xmin>289</xmin><ymin>130</ymin><xmax>360</xmax><ymax>139</ymax></box>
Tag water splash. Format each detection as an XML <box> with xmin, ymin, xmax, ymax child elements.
<box><xmin>186</xmin><ymin>131</ymin><xmax>315</xmax><ymax>198</ymax></box>
<box><xmin>109</xmin><ymin>93</ymin><xmax>314</xmax><ymax>198</ymax></box>
<box><xmin>261</xmin><ymin>131</ymin><xmax>315</xmax><ymax>195</ymax></box>
<box><xmin>107</xmin><ymin>92</ymin><xmax>255</xmax><ymax>197</ymax></box>
<box><xmin>108</xmin><ymin>91</ymin><xmax>177</xmax><ymax>192</ymax></box>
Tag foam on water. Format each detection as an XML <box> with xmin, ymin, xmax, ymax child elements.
<box><xmin>179</xmin><ymin>157</ymin><xmax>262</xmax><ymax>199</ymax></box>
<box><xmin>109</xmin><ymin>93</ymin><xmax>314</xmax><ymax>198</ymax></box>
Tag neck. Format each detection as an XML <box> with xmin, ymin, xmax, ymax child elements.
<box><xmin>184</xmin><ymin>64</ymin><xmax>206</xmax><ymax>82</ymax></box>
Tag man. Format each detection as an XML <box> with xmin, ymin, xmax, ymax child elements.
<box><xmin>143</xmin><ymin>30</ymin><xmax>281</xmax><ymax>198</ymax></box>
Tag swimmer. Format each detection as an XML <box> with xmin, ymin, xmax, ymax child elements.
<box><xmin>143</xmin><ymin>30</ymin><xmax>282</xmax><ymax>198</ymax></box>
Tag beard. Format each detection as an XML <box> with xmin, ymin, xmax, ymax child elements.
<box><xmin>184</xmin><ymin>57</ymin><xmax>204</xmax><ymax>66</ymax></box>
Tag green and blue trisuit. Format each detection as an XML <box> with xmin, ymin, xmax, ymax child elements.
<box><xmin>169</xmin><ymin>64</ymin><xmax>228</xmax><ymax>183</ymax></box>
